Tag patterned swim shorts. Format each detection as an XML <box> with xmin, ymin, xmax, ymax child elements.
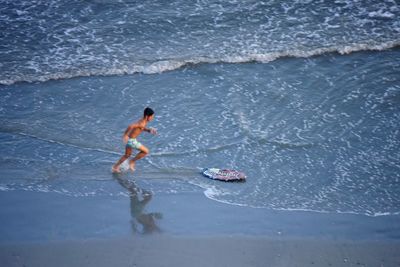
<box><xmin>126</xmin><ymin>138</ymin><xmax>142</xmax><ymax>150</ymax></box>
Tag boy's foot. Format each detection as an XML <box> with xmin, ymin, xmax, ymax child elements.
<box><xmin>112</xmin><ymin>165</ymin><xmax>121</xmax><ymax>173</ymax></box>
<box><xmin>129</xmin><ymin>161</ymin><xmax>136</xmax><ymax>172</ymax></box>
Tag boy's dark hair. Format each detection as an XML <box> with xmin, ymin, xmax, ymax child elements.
<box><xmin>144</xmin><ymin>107</ymin><xmax>154</xmax><ymax>117</ymax></box>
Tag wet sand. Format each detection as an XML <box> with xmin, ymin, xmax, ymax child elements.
<box><xmin>0</xmin><ymin>187</ymin><xmax>399</xmax><ymax>267</ymax></box>
<box><xmin>1</xmin><ymin>236</ymin><xmax>400</xmax><ymax>267</ymax></box>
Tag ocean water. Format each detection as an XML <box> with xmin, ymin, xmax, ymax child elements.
<box><xmin>0</xmin><ymin>0</ymin><xmax>400</xmax><ymax>217</ymax></box>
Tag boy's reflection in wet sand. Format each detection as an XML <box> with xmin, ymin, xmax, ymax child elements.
<box><xmin>113</xmin><ymin>174</ymin><xmax>162</xmax><ymax>234</ymax></box>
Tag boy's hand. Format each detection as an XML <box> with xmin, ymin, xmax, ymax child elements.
<box><xmin>123</xmin><ymin>135</ymin><xmax>129</xmax><ymax>143</ymax></box>
<box><xmin>149</xmin><ymin>128</ymin><xmax>157</xmax><ymax>135</ymax></box>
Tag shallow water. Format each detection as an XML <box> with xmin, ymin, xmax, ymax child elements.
<box><xmin>0</xmin><ymin>0</ymin><xmax>400</xmax><ymax>217</ymax></box>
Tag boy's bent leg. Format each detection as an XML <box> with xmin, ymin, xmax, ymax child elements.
<box><xmin>129</xmin><ymin>145</ymin><xmax>149</xmax><ymax>172</ymax></box>
<box><xmin>112</xmin><ymin>146</ymin><xmax>132</xmax><ymax>173</ymax></box>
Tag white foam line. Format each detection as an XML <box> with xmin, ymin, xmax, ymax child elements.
<box><xmin>202</xmin><ymin>191</ymin><xmax>400</xmax><ymax>217</ymax></box>
<box><xmin>196</xmin><ymin>180</ymin><xmax>400</xmax><ymax>218</ymax></box>
<box><xmin>2</xmin><ymin>40</ymin><xmax>400</xmax><ymax>85</ymax></box>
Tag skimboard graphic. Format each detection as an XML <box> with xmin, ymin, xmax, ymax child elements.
<box><xmin>202</xmin><ymin>168</ymin><xmax>246</xmax><ymax>182</ymax></box>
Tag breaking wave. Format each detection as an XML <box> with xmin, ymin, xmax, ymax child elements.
<box><xmin>1</xmin><ymin>40</ymin><xmax>399</xmax><ymax>85</ymax></box>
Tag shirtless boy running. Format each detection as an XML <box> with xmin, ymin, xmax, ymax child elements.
<box><xmin>112</xmin><ymin>107</ymin><xmax>157</xmax><ymax>173</ymax></box>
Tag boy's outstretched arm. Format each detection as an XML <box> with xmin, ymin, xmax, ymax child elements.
<box><xmin>144</xmin><ymin>127</ymin><xmax>157</xmax><ymax>135</ymax></box>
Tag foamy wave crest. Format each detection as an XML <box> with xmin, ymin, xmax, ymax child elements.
<box><xmin>2</xmin><ymin>40</ymin><xmax>400</xmax><ymax>85</ymax></box>
<box><xmin>0</xmin><ymin>60</ymin><xmax>190</xmax><ymax>86</ymax></box>
<box><xmin>194</xmin><ymin>181</ymin><xmax>400</xmax><ymax>217</ymax></box>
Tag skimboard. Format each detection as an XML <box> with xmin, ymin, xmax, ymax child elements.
<box><xmin>202</xmin><ymin>168</ymin><xmax>246</xmax><ymax>182</ymax></box>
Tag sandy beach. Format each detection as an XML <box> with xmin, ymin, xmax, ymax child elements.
<box><xmin>1</xmin><ymin>236</ymin><xmax>400</xmax><ymax>267</ymax></box>
<box><xmin>0</xmin><ymin>188</ymin><xmax>399</xmax><ymax>267</ymax></box>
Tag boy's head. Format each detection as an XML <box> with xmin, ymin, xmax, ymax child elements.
<box><xmin>144</xmin><ymin>107</ymin><xmax>154</xmax><ymax>121</ymax></box>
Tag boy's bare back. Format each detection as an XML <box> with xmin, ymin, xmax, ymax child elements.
<box><xmin>126</xmin><ymin>119</ymin><xmax>147</xmax><ymax>139</ymax></box>
<box><xmin>124</xmin><ymin>118</ymin><xmax>157</xmax><ymax>143</ymax></box>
